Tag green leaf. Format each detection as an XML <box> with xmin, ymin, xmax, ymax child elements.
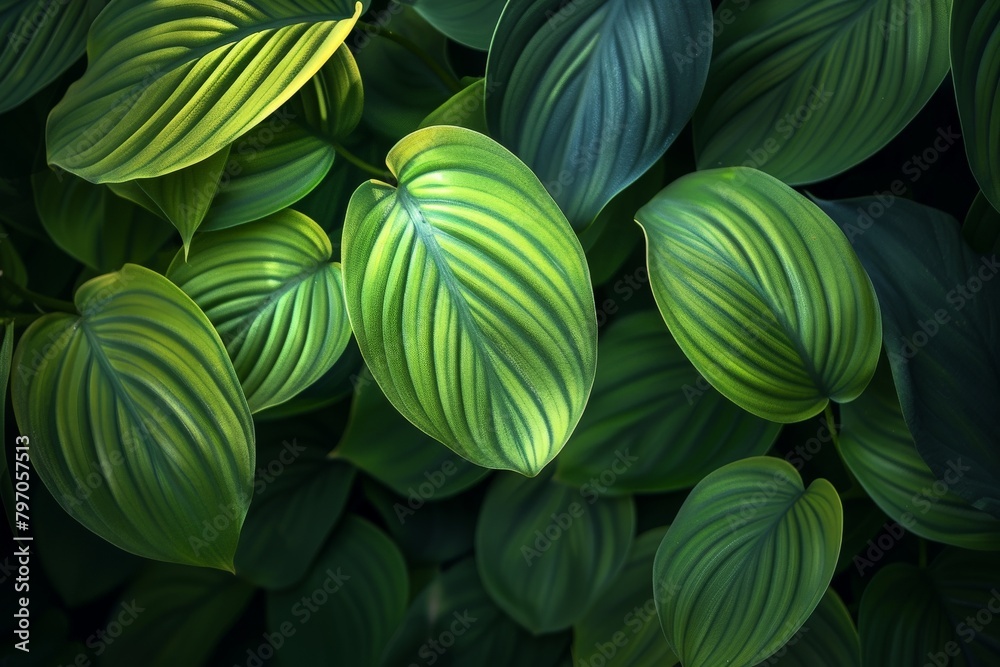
<box><xmin>334</xmin><ymin>366</ymin><xmax>488</xmax><ymax>500</ymax></box>
<box><xmin>31</xmin><ymin>169</ymin><xmax>175</xmax><ymax>272</ymax></box>
<box><xmin>253</xmin><ymin>338</ymin><xmax>363</xmax><ymax>421</ymax></box>
<box><xmin>694</xmin><ymin>0</ymin><xmax>952</xmax><ymax>184</ymax></box>
<box><xmin>839</xmin><ymin>356</ymin><xmax>1000</xmax><ymax>550</ymax></box>
<box><xmin>475</xmin><ymin>467</ymin><xmax>635</xmax><ymax>633</ymax></box>
<box><xmin>381</xmin><ymin>558</ymin><xmax>571</xmax><ymax>667</ymax></box>
<box><xmin>35</xmin><ymin>485</ymin><xmax>141</xmax><ymax>606</ymax></box>
<box><xmin>235</xmin><ymin>434</ymin><xmax>355</xmax><ymax>589</ymax></box>
<box><xmin>100</xmin><ymin>562</ymin><xmax>256</xmax><ymax>667</ymax></box>
<box><xmin>964</xmin><ymin>191</ymin><xmax>1000</xmax><ymax>255</ymax></box>
<box><xmin>556</xmin><ymin>311</ymin><xmax>781</xmax><ymax>493</ymax></box>
<box><xmin>45</xmin><ymin>0</ymin><xmax>365</xmax><ymax>182</ymax></box>
<box><xmin>653</xmin><ymin>456</ymin><xmax>842</xmax><ymax>667</ymax></box>
<box><xmin>11</xmin><ymin>264</ymin><xmax>255</xmax><ymax>570</ymax></box>
<box><xmin>400</xmin><ymin>0</ymin><xmax>505</xmax><ymax>49</ymax></box>
<box><xmin>202</xmin><ymin>44</ymin><xmax>364</xmax><ymax>231</ymax></box>
<box><xmin>859</xmin><ymin>549</ymin><xmax>1000</xmax><ymax>666</ymax></box>
<box><xmin>637</xmin><ymin>167</ymin><xmax>882</xmax><ymax>423</ymax></box>
<box><xmin>755</xmin><ymin>588</ymin><xmax>860</xmax><ymax>667</ymax></box>
<box><xmin>836</xmin><ymin>495</ymin><xmax>888</xmax><ymax>575</ymax></box>
<box><xmin>167</xmin><ymin>210</ymin><xmax>352</xmax><ymax>413</ymax></box>
<box><xmin>128</xmin><ymin>148</ymin><xmax>232</xmax><ymax>255</ymax></box>
<box><xmin>269</xmin><ymin>515</ymin><xmax>409</xmax><ymax>667</ymax></box>
<box><xmin>952</xmin><ymin>0</ymin><xmax>1000</xmax><ymax>212</ymax></box>
<box><xmin>816</xmin><ymin>196</ymin><xmax>1000</xmax><ymax>518</ymax></box>
<box><xmin>486</xmin><ymin>0</ymin><xmax>713</xmax><ymax>228</ymax></box>
<box><xmin>419</xmin><ymin>77</ymin><xmax>490</xmax><ymax>135</ymax></box>
<box><xmin>572</xmin><ymin>527</ymin><xmax>679</xmax><ymax>667</ymax></box>
<box><xmin>341</xmin><ymin>126</ymin><xmax>597</xmax><ymax>475</ymax></box>
<box><xmin>0</xmin><ymin>0</ymin><xmax>106</xmax><ymax>113</ymax></box>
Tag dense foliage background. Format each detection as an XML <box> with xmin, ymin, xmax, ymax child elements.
<box><xmin>1</xmin><ymin>0</ymin><xmax>999</xmax><ymax>665</ymax></box>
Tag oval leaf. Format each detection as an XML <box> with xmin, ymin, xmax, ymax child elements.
<box><xmin>556</xmin><ymin>311</ymin><xmax>781</xmax><ymax>493</ymax></box>
<box><xmin>859</xmin><ymin>549</ymin><xmax>1000</xmax><ymax>667</ymax></box>
<box><xmin>816</xmin><ymin>196</ymin><xmax>1000</xmax><ymax>518</ymax></box>
<box><xmin>11</xmin><ymin>264</ymin><xmax>255</xmax><ymax>570</ymax></box>
<box><xmin>694</xmin><ymin>0</ymin><xmax>952</xmax><ymax>184</ymax></box>
<box><xmin>572</xmin><ymin>527</ymin><xmax>679</xmax><ymax>667</ymax></box>
<box><xmin>0</xmin><ymin>0</ymin><xmax>105</xmax><ymax>113</ymax></box>
<box><xmin>653</xmin><ymin>456</ymin><xmax>842</xmax><ymax>667</ymax></box>
<box><xmin>268</xmin><ymin>515</ymin><xmax>409</xmax><ymax>667</ymax></box>
<box><xmin>167</xmin><ymin>209</ymin><xmax>352</xmax><ymax>413</ymax></box>
<box><xmin>45</xmin><ymin>0</ymin><xmax>364</xmax><ymax>182</ymax></box>
<box><xmin>341</xmin><ymin>126</ymin><xmax>597</xmax><ymax>475</ymax></box>
<box><xmin>475</xmin><ymin>468</ymin><xmax>635</xmax><ymax>633</ymax></box>
<box><xmin>952</xmin><ymin>0</ymin><xmax>1000</xmax><ymax>212</ymax></box>
<box><xmin>964</xmin><ymin>191</ymin><xmax>1000</xmax><ymax>255</ymax></box>
<box><xmin>839</xmin><ymin>357</ymin><xmax>1000</xmax><ymax>550</ymax></box>
<box><xmin>334</xmin><ymin>366</ymin><xmax>488</xmax><ymax>500</ymax></box>
<box><xmin>486</xmin><ymin>0</ymin><xmax>712</xmax><ymax>227</ymax></box>
<box><xmin>637</xmin><ymin>167</ymin><xmax>882</xmax><ymax>422</ymax></box>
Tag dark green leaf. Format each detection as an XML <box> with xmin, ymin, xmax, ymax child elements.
<box><xmin>487</xmin><ymin>0</ymin><xmax>712</xmax><ymax>227</ymax></box>
<box><xmin>755</xmin><ymin>588</ymin><xmax>860</xmax><ymax>667</ymax></box>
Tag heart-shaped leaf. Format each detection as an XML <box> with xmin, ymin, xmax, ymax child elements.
<box><xmin>859</xmin><ymin>549</ymin><xmax>1000</xmax><ymax>666</ymax></box>
<box><xmin>167</xmin><ymin>209</ymin><xmax>352</xmax><ymax>413</ymax></box>
<box><xmin>475</xmin><ymin>467</ymin><xmax>635</xmax><ymax>633</ymax></box>
<box><xmin>0</xmin><ymin>0</ymin><xmax>106</xmax><ymax>113</ymax></box>
<box><xmin>486</xmin><ymin>0</ymin><xmax>712</xmax><ymax>227</ymax></box>
<box><xmin>32</xmin><ymin>169</ymin><xmax>175</xmax><ymax>272</ymax></box>
<box><xmin>838</xmin><ymin>357</ymin><xmax>1000</xmax><ymax>550</ymax></box>
<box><xmin>268</xmin><ymin>515</ymin><xmax>409</xmax><ymax>667</ymax></box>
<box><xmin>816</xmin><ymin>196</ymin><xmax>1000</xmax><ymax>518</ymax></box>
<box><xmin>235</xmin><ymin>432</ymin><xmax>355</xmax><ymax>589</ymax></box>
<box><xmin>399</xmin><ymin>0</ymin><xmax>506</xmax><ymax>49</ymax></box>
<box><xmin>381</xmin><ymin>558</ymin><xmax>571</xmax><ymax>667</ymax></box>
<box><xmin>755</xmin><ymin>588</ymin><xmax>860</xmax><ymax>667</ymax></box>
<box><xmin>45</xmin><ymin>0</ymin><xmax>365</xmax><ymax>182</ymax></box>
<box><xmin>952</xmin><ymin>0</ymin><xmax>1000</xmax><ymax>212</ymax></box>
<box><xmin>653</xmin><ymin>456</ymin><xmax>842</xmax><ymax>667</ymax></box>
<box><xmin>11</xmin><ymin>264</ymin><xmax>255</xmax><ymax>570</ymax></box>
<box><xmin>334</xmin><ymin>366</ymin><xmax>488</xmax><ymax>500</ymax></box>
<box><xmin>694</xmin><ymin>0</ymin><xmax>952</xmax><ymax>184</ymax></box>
<box><xmin>572</xmin><ymin>527</ymin><xmax>679</xmax><ymax>667</ymax></box>
<box><xmin>341</xmin><ymin>126</ymin><xmax>597</xmax><ymax>475</ymax></box>
<box><xmin>99</xmin><ymin>562</ymin><xmax>256</xmax><ymax>667</ymax></box>
<box><xmin>637</xmin><ymin>167</ymin><xmax>882</xmax><ymax>422</ymax></box>
<box><xmin>556</xmin><ymin>311</ymin><xmax>780</xmax><ymax>493</ymax></box>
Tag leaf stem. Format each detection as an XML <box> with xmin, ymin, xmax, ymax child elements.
<box><xmin>354</xmin><ymin>20</ymin><xmax>463</xmax><ymax>93</ymax></box>
<box><xmin>334</xmin><ymin>142</ymin><xmax>394</xmax><ymax>182</ymax></box>
<box><xmin>823</xmin><ymin>403</ymin><xmax>839</xmax><ymax>449</ymax></box>
<box><xmin>0</xmin><ymin>276</ymin><xmax>76</xmax><ymax>315</ymax></box>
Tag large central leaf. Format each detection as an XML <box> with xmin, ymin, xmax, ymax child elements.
<box><xmin>486</xmin><ymin>0</ymin><xmax>712</xmax><ymax>228</ymax></box>
<box><xmin>341</xmin><ymin>126</ymin><xmax>597</xmax><ymax>476</ymax></box>
<box><xmin>45</xmin><ymin>0</ymin><xmax>365</xmax><ymax>182</ymax></box>
<box><xmin>10</xmin><ymin>264</ymin><xmax>255</xmax><ymax>570</ymax></box>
